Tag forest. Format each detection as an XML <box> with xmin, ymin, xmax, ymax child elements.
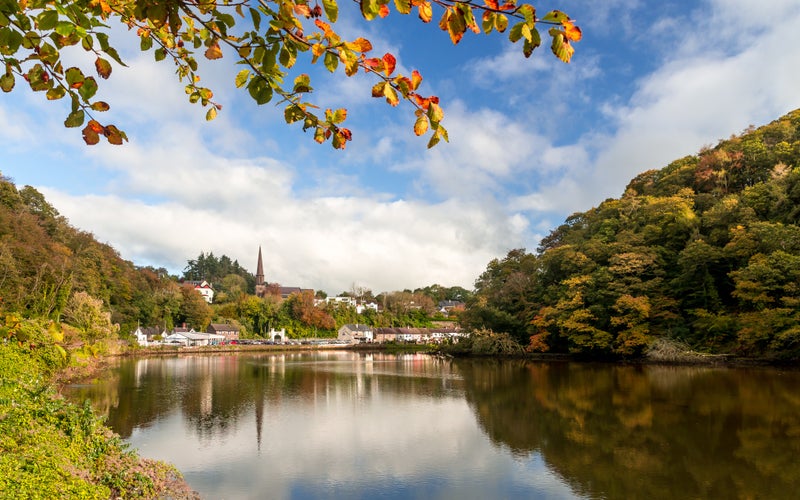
<box><xmin>461</xmin><ymin>108</ymin><xmax>800</xmax><ymax>360</ymax></box>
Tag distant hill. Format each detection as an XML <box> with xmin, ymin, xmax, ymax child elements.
<box><xmin>462</xmin><ymin>109</ymin><xmax>800</xmax><ymax>359</ymax></box>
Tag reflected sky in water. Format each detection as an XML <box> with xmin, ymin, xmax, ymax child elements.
<box><xmin>66</xmin><ymin>352</ymin><xmax>578</xmax><ymax>499</ymax></box>
<box><xmin>65</xmin><ymin>353</ymin><xmax>800</xmax><ymax>499</ymax></box>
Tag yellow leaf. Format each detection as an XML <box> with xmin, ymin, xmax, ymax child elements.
<box><xmin>414</xmin><ymin>115</ymin><xmax>428</xmax><ymax>136</ymax></box>
<box><xmin>418</xmin><ymin>2</ymin><xmax>433</xmax><ymax>23</ymax></box>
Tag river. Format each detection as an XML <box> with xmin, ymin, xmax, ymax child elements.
<box><xmin>62</xmin><ymin>351</ymin><xmax>800</xmax><ymax>499</ymax></box>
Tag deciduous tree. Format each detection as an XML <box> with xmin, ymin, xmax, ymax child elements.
<box><xmin>0</xmin><ymin>0</ymin><xmax>581</xmax><ymax>148</ymax></box>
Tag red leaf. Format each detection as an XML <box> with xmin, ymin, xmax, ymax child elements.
<box><xmin>382</xmin><ymin>53</ymin><xmax>396</xmax><ymax>76</ymax></box>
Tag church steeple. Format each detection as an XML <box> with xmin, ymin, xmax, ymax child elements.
<box><xmin>255</xmin><ymin>246</ymin><xmax>265</xmax><ymax>287</ymax></box>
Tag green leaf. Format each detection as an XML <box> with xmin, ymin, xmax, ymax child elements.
<box><xmin>140</xmin><ymin>35</ymin><xmax>153</xmax><ymax>51</ymax></box>
<box><xmin>37</xmin><ymin>10</ymin><xmax>59</xmax><ymax>31</ymax></box>
<box><xmin>235</xmin><ymin>69</ymin><xmax>250</xmax><ymax>88</ymax></box>
<box><xmin>54</xmin><ymin>21</ymin><xmax>75</xmax><ymax>37</ymax></box>
<box><xmin>393</xmin><ymin>0</ymin><xmax>411</xmax><ymax>15</ymax></box>
<box><xmin>249</xmin><ymin>8</ymin><xmax>262</xmax><ymax>31</ymax></box>
<box><xmin>247</xmin><ymin>78</ymin><xmax>273</xmax><ymax>104</ymax></box>
<box><xmin>46</xmin><ymin>86</ymin><xmax>66</xmax><ymax>100</ymax></box>
<box><xmin>293</xmin><ymin>73</ymin><xmax>311</xmax><ymax>93</ymax></box>
<box><xmin>284</xmin><ymin>104</ymin><xmax>306</xmax><ymax>124</ymax></box>
<box><xmin>323</xmin><ymin>0</ymin><xmax>339</xmax><ymax>22</ymax></box>
<box><xmin>78</xmin><ymin>76</ymin><xmax>98</xmax><ymax>101</ymax></box>
<box><xmin>65</xmin><ymin>67</ymin><xmax>84</xmax><ymax>87</ymax></box>
<box><xmin>323</xmin><ymin>51</ymin><xmax>338</xmax><ymax>73</ymax></box>
<box><xmin>0</xmin><ymin>28</ymin><xmax>24</xmax><ymax>55</ymax></box>
<box><xmin>64</xmin><ymin>109</ymin><xmax>85</xmax><ymax>128</ymax></box>
<box><xmin>279</xmin><ymin>43</ymin><xmax>296</xmax><ymax>68</ymax></box>
<box><xmin>360</xmin><ymin>0</ymin><xmax>378</xmax><ymax>21</ymax></box>
<box><xmin>542</xmin><ymin>10</ymin><xmax>570</xmax><ymax>23</ymax></box>
<box><xmin>0</xmin><ymin>72</ymin><xmax>13</xmax><ymax>92</ymax></box>
<box><xmin>154</xmin><ymin>47</ymin><xmax>166</xmax><ymax>62</ymax></box>
<box><xmin>509</xmin><ymin>22</ymin><xmax>523</xmax><ymax>43</ymax></box>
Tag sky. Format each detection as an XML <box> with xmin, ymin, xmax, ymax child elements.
<box><xmin>2</xmin><ymin>0</ymin><xmax>799</xmax><ymax>295</ymax></box>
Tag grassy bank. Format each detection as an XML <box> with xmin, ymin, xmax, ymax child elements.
<box><xmin>0</xmin><ymin>340</ymin><xmax>197</xmax><ymax>499</ymax></box>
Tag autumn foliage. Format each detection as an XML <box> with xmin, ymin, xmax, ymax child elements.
<box><xmin>0</xmin><ymin>0</ymin><xmax>580</xmax><ymax>148</ymax></box>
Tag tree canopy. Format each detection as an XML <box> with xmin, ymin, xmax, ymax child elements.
<box><xmin>0</xmin><ymin>0</ymin><xmax>581</xmax><ymax>148</ymax></box>
<box><xmin>462</xmin><ymin>109</ymin><xmax>800</xmax><ymax>359</ymax></box>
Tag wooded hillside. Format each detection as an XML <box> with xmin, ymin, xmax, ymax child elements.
<box><xmin>462</xmin><ymin>109</ymin><xmax>800</xmax><ymax>359</ymax></box>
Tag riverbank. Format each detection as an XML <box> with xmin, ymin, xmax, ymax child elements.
<box><xmin>0</xmin><ymin>342</ymin><xmax>199</xmax><ymax>499</ymax></box>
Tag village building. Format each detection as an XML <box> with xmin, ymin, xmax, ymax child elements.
<box><xmin>338</xmin><ymin>324</ymin><xmax>374</xmax><ymax>343</ymax></box>
<box><xmin>254</xmin><ymin>246</ymin><xmax>313</xmax><ymax>299</ymax></box>
<box><xmin>207</xmin><ymin>323</ymin><xmax>240</xmax><ymax>342</ymax></box>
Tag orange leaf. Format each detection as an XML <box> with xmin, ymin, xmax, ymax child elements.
<box><xmin>315</xmin><ymin>19</ymin><xmax>333</xmax><ymax>36</ymax></box>
<box><xmin>378</xmin><ymin>4</ymin><xmax>390</xmax><ymax>18</ymax></box>
<box><xmin>485</xmin><ymin>0</ymin><xmax>499</xmax><ymax>9</ymax></box>
<box><xmin>563</xmin><ymin>20</ymin><xmax>582</xmax><ymax>41</ymax></box>
<box><xmin>382</xmin><ymin>53</ymin><xmax>396</xmax><ymax>76</ymax></box>
<box><xmin>294</xmin><ymin>4</ymin><xmax>312</xmax><ymax>17</ymax></box>
<box><xmin>82</xmin><ymin>124</ymin><xmax>100</xmax><ymax>145</ymax></box>
<box><xmin>205</xmin><ymin>41</ymin><xmax>223</xmax><ymax>60</ymax></box>
<box><xmin>87</xmin><ymin>119</ymin><xmax>104</xmax><ymax>133</ymax></box>
<box><xmin>352</xmin><ymin>37</ymin><xmax>373</xmax><ymax>53</ymax></box>
<box><xmin>364</xmin><ymin>58</ymin><xmax>384</xmax><ymax>72</ymax></box>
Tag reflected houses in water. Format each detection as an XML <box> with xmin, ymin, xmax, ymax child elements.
<box><xmin>67</xmin><ymin>352</ymin><xmax>465</xmax><ymax>451</ymax></box>
<box><xmin>456</xmin><ymin>360</ymin><xmax>800</xmax><ymax>500</ymax></box>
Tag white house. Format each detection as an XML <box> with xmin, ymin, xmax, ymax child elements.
<box><xmin>133</xmin><ymin>326</ymin><xmax>166</xmax><ymax>346</ymax></box>
<box><xmin>356</xmin><ymin>302</ymin><xmax>379</xmax><ymax>314</ymax></box>
<box><xmin>193</xmin><ymin>281</ymin><xmax>215</xmax><ymax>303</ymax></box>
<box><xmin>164</xmin><ymin>330</ymin><xmax>225</xmax><ymax>347</ymax></box>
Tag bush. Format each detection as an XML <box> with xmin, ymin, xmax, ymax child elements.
<box><xmin>439</xmin><ymin>329</ymin><xmax>525</xmax><ymax>357</ymax></box>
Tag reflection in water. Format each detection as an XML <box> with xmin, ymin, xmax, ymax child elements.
<box><xmin>457</xmin><ymin>360</ymin><xmax>800</xmax><ymax>499</ymax></box>
<box><xmin>64</xmin><ymin>354</ymin><xmax>800</xmax><ymax>499</ymax></box>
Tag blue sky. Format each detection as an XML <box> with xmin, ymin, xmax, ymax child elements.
<box><xmin>2</xmin><ymin>0</ymin><xmax>799</xmax><ymax>295</ymax></box>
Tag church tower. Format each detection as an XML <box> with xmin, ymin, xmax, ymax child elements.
<box><xmin>255</xmin><ymin>246</ymin><xmax>266</xmax><ymax>297</ymax></box>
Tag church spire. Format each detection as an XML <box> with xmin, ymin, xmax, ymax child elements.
<box><xmin>256</xmin><ymin>246</ymin><xmax>265</xmax><ymax>287</ymax></box>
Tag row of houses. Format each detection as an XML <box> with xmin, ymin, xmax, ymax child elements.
<box><xmin>337</xmin><ymin>324</ymin><xmax>464</xmax><ymax>344</ymax></box>
<box><xmin>134</xmin><ymin>323</ymin><xmax>241</xmax><ymax>347</ymax></box>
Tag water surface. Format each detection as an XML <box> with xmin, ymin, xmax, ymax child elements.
<box><xmin>63</xmin><ymin>352</ymin><xmax>800</xmax><ymax>499</ymax></box>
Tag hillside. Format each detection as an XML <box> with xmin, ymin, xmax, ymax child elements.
<box><xmin>462</xmin><ymin>109</ymin><xmax>800</xmax><ymax>359</ymax></box>
<box><xmin>0</xmin><ymin>175</ymin><xmax>186</xmax><ymax>335</ymax></box>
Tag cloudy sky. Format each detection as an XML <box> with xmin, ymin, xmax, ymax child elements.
<box><xmin>2</xmin><ymin>0</ymin><xmax>799</xmax><ymax>295</ymax></box>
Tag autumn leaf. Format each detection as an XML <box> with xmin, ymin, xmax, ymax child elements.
<box><xmin>103</xmin><ymin>124</ymin><xmax>126</xmax><ymax>145</ymax></box>
<box><xmin>549</xmin><ymin>29</ymin><xmax>574</xmax><ymax>62</ymax></box>
<box><xmin>82</xmin><ymin>123</ymin><xmax>100</xmax><ymax>145</ymax></box>
<box><xmin>382</xmin><ymin>53</ymin><xmax>396</xmax><ymax>76</ymax></box>
<box><xmin>205</xmin><ymin>41</ymin><xmax>223</xmax><ymax>60</ymax></box>
<box><xmin>410</xmin><ymin>70</ymin><xmax>422</xmax><ymax>90</ymax></box>
<box><xmin>352</xmin><ymin>37</ymin><xmax>373</xmax><ymax>53</ymax></box>
<box><xmin>418</xmin><ymin>2</ymin><xmax>433</xmax><ymax>23</ymax></box>
<box><xmin>379</xmin><ymin>4</ymin><xmax>390</xmax><ymax>18</ymax></box>
<box><xmin>90</xmin><ymin>101</ymin><xmax>110</xmax><ymax>111</ymax></box>
<box><xmin>563</xmin><ymin>20</ymin><xmax>582</xmax><ymax>41</ymax></box>
<box><xmin>414</xmin><ymin>115</ymin><xmax>428</xmax><ymax>136</ymax></box>
<box><xmin>315</xmin><ymin>19</ymin><xmax>334</xmax><ymax>36</ymax></box>
<box><xmin>95</xmin><ymin>57</ymin><xmax>112</xmax><ymax>79</ymax></box>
